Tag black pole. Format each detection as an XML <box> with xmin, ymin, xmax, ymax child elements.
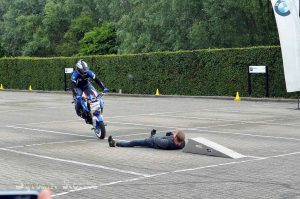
<box><xmin>298</xmin><ymin>92</ymin><xmax>300</xmax><ymax>109</ymax></box>
<box><xmin>64</xmin><ymin>70</ymin><xmax>67</xmax><ymax>91</ymax></box>
<box><xmin>248</xmin><ymin>67</ymin><xmax>252</xmax><ymax>96</ymax></box>
<box><xmin>297</xmin><ymin>0</ymin><xmax>300</xmax><ymax>106</ymax></box>
<box><xmin>265</xmin><ymin>66</ymin><xmax>269</xmax><ymax>97</ymax></box>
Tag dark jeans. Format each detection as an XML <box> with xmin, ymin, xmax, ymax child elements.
<box><xmin>117</xmin><ymin>138</ymin><xmax>154</xmax><ymax>148</ymax></box>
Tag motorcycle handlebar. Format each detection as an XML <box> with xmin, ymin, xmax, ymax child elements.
<box><xmin>85</xmin><ymin>93</ymin><xmax>104</xmax><ymax>102</ymax></box>
<box><xmin>72</xmin><ymin>92</ymin><xmax>105</xmax><ymax>103</ymax></box>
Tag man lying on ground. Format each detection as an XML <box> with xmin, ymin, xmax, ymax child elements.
<box><xmin>108</xmin><ymin>129</ymin><xmax>185</xmax><ymax>150</ymax></box>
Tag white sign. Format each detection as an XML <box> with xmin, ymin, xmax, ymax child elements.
<box><xmin>249</xmin><ymin>66</ymin><xmax>266</xmax><ymax>74</ymax></box>
<box><xmin>271</xmin><ymin>0</ymin><xmax>300</xmax><ymax>92</ymax></box>
<box><xmin>65</xmin><ymin>68</ymin><xmax>74</xmax><ymax>74</ymax></box>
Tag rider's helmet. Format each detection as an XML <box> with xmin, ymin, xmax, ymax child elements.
<box><xmin>76</xmin><ymin>59</ymin><xmax>89</xmax><ymax>76</ymax></box>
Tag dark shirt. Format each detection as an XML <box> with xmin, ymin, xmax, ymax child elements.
<box><xmin>153</xmin><ymin>135</ymin><xmax>185</xmax><ymax>150</ymax></box>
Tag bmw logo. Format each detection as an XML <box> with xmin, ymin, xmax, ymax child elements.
<box><xmin>275</xmin><ymin>0</ymin><xmax>291</xmax><ymax>16</ymax></box>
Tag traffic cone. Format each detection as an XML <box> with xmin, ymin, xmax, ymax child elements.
<box><xmin>234</xmin><ymin>92</ymin><xmax>241</xmax><ymax>101</ymax></box>
<box><xmin>0</xmin><ymin>84</ymin><xmax>3</xmax><ymax>90</ymax></box>
<box><xmin>29</xmin><ymin>85</ymin><xmax>32</xmax><ymax>91</ymax></box>
<box><xmin>155</xmin><ymin>89</ymin><xmax>160</xmax><ymax>96</ymax></box>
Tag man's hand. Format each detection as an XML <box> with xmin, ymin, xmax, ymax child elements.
<box><xmin>103</xmin><ymin>88</ymin><xmax>109</xmax><ymax>93</ymax></box>
<box><xmin>38</xmin><ymin>190</ymin><xmax>51</xmax><ymax>199</ymax></box>
<box><xmin>166</xmin><ymin>132</ymin><xmax>173</xmax><ymax>136</ymax></box>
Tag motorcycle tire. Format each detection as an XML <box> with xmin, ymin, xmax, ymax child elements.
<box><xmin>94</xmin><ymin>121</ymin><xmax>106</xmax><ymax>139</ymax></box>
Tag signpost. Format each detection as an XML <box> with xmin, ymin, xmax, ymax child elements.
<box><xmin>64</xmin><ymin>68</ymin><xmax>74</xmax><ymax>91</ymax></box>
<box><xmin>248</xmin><ymin>66</ymin><xmax>269</xmax><ymax>97</ymax></box>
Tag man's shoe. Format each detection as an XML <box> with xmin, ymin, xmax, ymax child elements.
<box><xmin>108</xmin><ymin>136</ymin><xmax>116</xmax><ymax>147</ymax></box>
<box><xmin>151</xmin><ymin>129</ymin><xmax>157</xmax><ymax>137</ymax></box>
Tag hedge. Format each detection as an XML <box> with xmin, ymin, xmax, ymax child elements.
<box><xmin>0</xmin><ymin>46</ymin><xmax>295</xmax><ymax>98</ymax></box>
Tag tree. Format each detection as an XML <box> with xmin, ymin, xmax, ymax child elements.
<box><xmin>1</xmin><ymin>8</ymin><xmax>25</xmax><ymax>56</ymax></box>
<box><xmin>199</xmin><ymin>0</ymin><xmax>278</xmax><ymax>48</ymax></box>
<box><xmin>57</xmin><ymin>12</ymin><xmax>96</xmax><ymax>56</ymax></box>
<box><xmin>0</xmin><ymin>0</ymin><xmax>46</xmax><ymax>56</ymax></box>
<box><xmin>78</xmin><ymin>22</ymin><xmax>118</xmax><ymax>55</ymax></box>
<box><xmin>117</xmin><ymin>0</ymin><xmax>205</xmax><ymax>53</ymax></box>
<box><xmin>22</xmin><ymin>26</ymin><xmax>51</xmax><ymax>57</ymax></box>
<box><xmin>0</xmin><ymin>0</ymin><xmax>279</xmax><ymax>57</ymax></box>
<box><xmin>42</xmin><ymin>1</ymin><xmax>69</xmax><ymax>55</ymax></box>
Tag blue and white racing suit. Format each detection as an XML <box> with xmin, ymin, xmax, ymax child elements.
<box><xmin>71</xmin><ymin>70</ymin><xmax>106</xmax><ymax>116</ymax></box>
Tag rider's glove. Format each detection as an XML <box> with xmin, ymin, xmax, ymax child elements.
<box><xmin>103</xmin><ymin>88</ymin><xmax>109</xmax><ymax>93</ymax></box>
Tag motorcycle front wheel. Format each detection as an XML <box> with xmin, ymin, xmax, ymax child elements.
<box><xmin>94</xmin><ymin>121</ymin><xmax>106</xmax><ymax>139</ymax></box>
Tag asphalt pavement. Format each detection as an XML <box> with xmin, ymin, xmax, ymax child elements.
<box><xmin>0</xmin><ymin>91</ymin><xmax>300</xmax><ymax>199</ymax></box>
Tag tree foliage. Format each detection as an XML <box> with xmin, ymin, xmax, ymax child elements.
<box><xmin>78</xmin><ymin>22</ymin><xmax>118</xmax><ymax>55</ymax></box>
<box><xmin>0</xmin><ymin>0</ymin><xmax>279</xmax><ymax>57</ymax></box>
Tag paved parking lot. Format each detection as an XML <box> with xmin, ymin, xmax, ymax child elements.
<box><xmin>0</xmin><ymin>91</ymin><xmax>300</xmax><ymax>198</ymax></box>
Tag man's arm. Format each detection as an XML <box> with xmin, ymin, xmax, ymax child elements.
<box><xmin>71</xmin><ymin>72</ymin><xmax>78</xmax><ymax>96</ymax></box>
<box><xmin>94</xmin><ymin>77</ymin><xmax>105</xmax><ymax>90</ymax></box>
<box><xmin>88</xmin><ymin>71</ymin><xmax>105</xmax><ymax>90</ymax></box>
<box><xmin>71</xmin><ymin>81</ymin><xmax>77</xmax><ymax>96</ymax></box>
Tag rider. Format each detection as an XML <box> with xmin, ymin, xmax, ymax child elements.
<box><xmin>71</xmin><ymin>59</ymin><xmax>109</xmax><ymax>122</ymax></box>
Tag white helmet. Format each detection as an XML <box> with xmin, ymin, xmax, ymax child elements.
<box><xmin>76</xmin><ymin>59</ymin><xmax>89</xmax><ymax>75</ymax></box>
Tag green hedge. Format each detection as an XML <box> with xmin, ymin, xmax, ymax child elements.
<box><xmin>0</xmin><ymin>46</ymin><xmax>295</xmax><ymax>98</ymax></box>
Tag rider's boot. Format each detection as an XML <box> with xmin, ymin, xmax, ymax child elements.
<box><xmin>84</xmin><ymin>112</ymin><xmax>93</xmax><ymax>124</ymax></box>
<box><xmin>150</xmin><ymin>129</ymin><xmax>157</xmax><ymax>137</ymax></box>
<box><xmin>76</xmin><ymin>109</ymin><xmax>82</xmax><ymax>117</ymax></box>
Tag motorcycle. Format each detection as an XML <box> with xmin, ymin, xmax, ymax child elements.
<box><xmin>74</xmin><ymin>91</ymin><xmax>106</xmax><ymax>139</ymax></box>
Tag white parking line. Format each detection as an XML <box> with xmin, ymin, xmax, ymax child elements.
<box><xmin>51</xmin><ymin>150</ymin><xmax>300</xmax><ymax>197</ymax></box>
<box><xmin>0</xmin><ymin>107</ymin><xmax>57</xmax><ymax>113</ymax></box>
<box><xmin>52</xmin><ymin>172</ymin><xmax>170</xmax><ymax>198</ymax></box>
<box><xmin>8</xmin><ymin>121</ymin><xmax>300</xmax><ymax>142</ymax></box>
<box><xmin>107</xmin><ymin>121</ymin><xmax>179</xmax><ymax>130</ymax></box>
<box><xmin>52</xmin><ymin>186</ymin><xmax>98</xmax><ymax>197</ymax></box>
<box><xmin>193</xmin><ymin>129</ymin><xmax>300</xmax><ymax>141</ymax></box>
<box><xmin>0</xmin><ymin>129</ymin><xmax>150</xmax><ymax>150</ymax></box>
<box><xmin>173</xmin><ymin>151</ymin><xmax>300</xmax><ymax>173</ymax></box>
<box><xmin>6</xmin><ymin>126</ymin><xmax>94</xmax><ymax>138</ymax></box>
<box><xmin>1</xmin><ymin>139</ymin><xmax>95</xmax><ymax>149</ymax></box>
<box><xmin>10</xmin><ymin>119</ymin><xmax>82</xmax><ymax>126</ymax></box>
<box><xmin>106</xmin><ymin>121</ymin><xmax>300</xmax><ymax>142</ymax></box>
<box><xmin>115</xmin><ymin>132</ymin><xmax>149</xmax><ymax>138</ymax></box>
<box><xmin>160</xmin><ymin>114</ymin><xmax>300</xmax><ymax>127</ymax></box>
<box><xmin>246</xmin><ymin>155</ymin><xmax>265</xmax><ymax>159</ymax></box>
<box><xmin>0</xmin><ymin>148</ymin><xmax>150</xmax><ymax>177</ymax></box>
<box><xmin>51</xmin><ymin>176</ymin><xmax>152</xmax><ymax>197</ymax></box>
<box><xmin>11</xmin><ymin>111</ymin><xmax>186</xmax><ymax>126</ymax></box>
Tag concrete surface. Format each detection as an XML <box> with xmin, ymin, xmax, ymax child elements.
<box><xmin>0</xmin><ymin>91</ymin><xmax>300</xmax><ymax>198</ymax></box>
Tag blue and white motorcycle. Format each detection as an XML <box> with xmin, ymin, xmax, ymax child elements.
<box><xmin>74</xmin><ymin>91</ymin><xmax>106</xmax><ymax>139</ymax></box>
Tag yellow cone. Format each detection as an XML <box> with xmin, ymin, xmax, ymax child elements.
<box><xmin>155</xmin><ymin>89</ymin><xmax>160</xmax><ymax>96</ymax></box>
<box><xmin>234</xmin><ymin>92</ymin><xmax>241</xmax><ymax>101</ymax></box>
<box><xmin>29</xmin><ymin>85</ymin><xmax>32</xmax><ymax>91</ymax></box>
<box><xmin>0</xmin><ymin>84</ymin><xmax>3</xmax><ymax>90</ymax></box>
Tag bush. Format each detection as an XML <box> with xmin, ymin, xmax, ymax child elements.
<box><xmin>0</xmin><ymin>46</ymin><xmax>294</xmax><ymax>98</ymax></box>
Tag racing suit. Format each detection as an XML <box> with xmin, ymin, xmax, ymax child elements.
<box><xmin>71</xmin><ymin>70</ymin><xmax>106</xmax><ymax>117</ymax></box>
